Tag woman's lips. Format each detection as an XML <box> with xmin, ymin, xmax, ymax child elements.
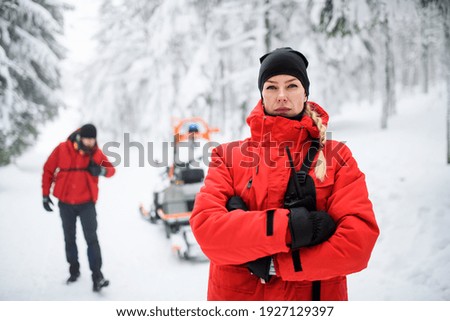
<box><xmin>275</xmin><ymin>107</ymin><xmax>290</xmax><ymax>113</ymax></box>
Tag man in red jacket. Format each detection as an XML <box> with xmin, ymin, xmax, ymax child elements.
<box><xmin>42</xmin><ymin>124</ymin><xmax>115</xmax><ymax>292</ymax></box>
<box><xmin>190</xmin><ymin>48</ymin><xmax>379</xmax><ymax>300</ymax></box>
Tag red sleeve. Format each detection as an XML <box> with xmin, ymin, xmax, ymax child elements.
<box><xmin>93</xmin><ymin>148</ymin><xmax>116</xmax><ymax>178</ymax></box>
<box><xmin>190</xmin><ymin>146</ymin><xmax>290</xmax><ymax>266</ymax></box>
<box><xmin>42</xmin><ymin>144</ymin><xmax>61</xmax><ymax>197</ymax></box>
<box><xmin>275</xmin><ymin>142</ymin><xmax>380</xmax><ymax>281</ymax></box>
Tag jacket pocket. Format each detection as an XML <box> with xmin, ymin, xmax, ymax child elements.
<box><xmin>209</xmin><ymin>264</ymin><xmax>259</xmax><ymax>297</ymax></box>
<box><xmin>287</xmin><ymin>276</ymin><xmax>347</xmax><ymax>301</ymax></box>
<box><xmin>317</xmin><ymin>275</ymin><xmax>348</xmax><ymax>301</ymax></box>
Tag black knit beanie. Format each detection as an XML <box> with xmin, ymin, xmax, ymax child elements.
<box><xmin>79</xmin><ymin>124</ymin><xmax>97</xmax><ymax>139</ymax></box>
<box><xmin>258</xmin><ymin>47</ymin><xmax>310</xmax><ymax>96</ymax></box>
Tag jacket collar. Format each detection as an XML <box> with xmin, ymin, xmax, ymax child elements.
<box><xmin>246</xmin><ymin>100</ymin><xmax>329</xmax><ymax>144</ymax></box>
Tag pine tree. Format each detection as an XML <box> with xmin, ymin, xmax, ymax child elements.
<box><xmin>0</xmin><ymin>0</ymin><xmax>66</xmax><ymax>166</ymax></box>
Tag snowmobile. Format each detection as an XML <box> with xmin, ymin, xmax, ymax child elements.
<box><xmin>140</xmin><ymin>117</ymin><xmax>218</xmax><ymax>260</ymax></box>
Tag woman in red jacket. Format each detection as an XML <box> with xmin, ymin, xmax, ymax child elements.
<box><xmin>42</xmin><ymin>124</ymin><xmax>115</xmax><ymax>292</ymax></box>
<box><xmin>190</xmin><ymin>47</ymin><xmax>379</xmax><ymax>301</ymax></box>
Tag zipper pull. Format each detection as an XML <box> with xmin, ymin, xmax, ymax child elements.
<box><xmin>247</xmin><ymin>178</ymin><xmax>253</xmax><ymax>189</ymax></box>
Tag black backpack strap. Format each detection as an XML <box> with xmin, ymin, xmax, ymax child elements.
<box><xmin>291</xmin><ymin>249</ymin><xmax>302</xmax><ymax>272</ymax></box>
<box><xmin>312</xmin><ymin>280</ymin><xmax>321</xmax><ymax>301</ymax></box>
<box><xmin>305</xmin><ymin>139</ymin><xmax>322</xmax><ymax>301</ymax></box>
<box><xmin>299</xmin><ymin>139</ymin><xmax>321</xmax><ymax>181</ymax></box>
<box><xmin>59</xmin><ymin>168</ymin><xmax>88</xmax><ymax>172</ymax></box>
<box><xmin>293</xmin><ymin>138</ymin><xmax>322</xmax><ymax>301</ymax></box>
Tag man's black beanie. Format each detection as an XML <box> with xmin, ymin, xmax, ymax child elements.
<box><xmin>79</xmin><ymin>124</ymin><xmax>97</xmax><ymax>139</ymax></box>
<box><xmin>258</xmin><ymin>47</ymin><xmax>310</xmax><ymax>96</ymax></box>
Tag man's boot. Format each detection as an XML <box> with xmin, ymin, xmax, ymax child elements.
<box><xmin>66</xmin><ymin>271</ymin><xmax>80</xmax><ymax>284</ymax></box>
<box><xmin>67</xmin><ymin>263</ymin><xmax>80</xmax><ymax>284</ymax></box>
<box><xmin>92</xmin><ymin>273</ymin><xmax>109</xmax><ymax>292</ymax></box>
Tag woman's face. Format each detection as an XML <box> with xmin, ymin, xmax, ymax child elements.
<box><xmin>262</xmin><ymin>74</ymin><xmax>307</xmax><ymax>117</ymax></box>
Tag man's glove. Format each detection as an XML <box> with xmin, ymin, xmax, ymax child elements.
<box><xmin>288</xmin><ymin>207</ymin><xmax>336</xmax><ymax>249</ymax></box>
<box><xmin>226</xmin><ymin>195</ymin><xmax>248</xmax><ymax>211</ymax></box>
<box><xmin>43</xmin><ymin>196</ymin><xmax>54</xmax><ymax>212</ymax></box>
<box><xmin>87</xmin><ymin>161</ymin><xmax>106</xmax><ymax>177</ymax></box>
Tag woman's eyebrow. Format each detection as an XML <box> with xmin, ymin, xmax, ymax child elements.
<box><xmin>266</xmin><ymin>77</ymin><xmax>298</xmax><ymax>84</ymax></box>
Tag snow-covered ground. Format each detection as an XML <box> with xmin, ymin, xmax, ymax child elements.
<box><xmin>330</xmin><ymin>88</ymin><xmax>450</xmax><ymax>301</ymax></box>
<box><xmin>0</xmin><ymin>108</ymin><xmax>210</xmax><ymax>300</ymax></box>
<box><xmin>1</xmin><ymin>85</ymin><xmax>449</xmax><ymax>301</ymax></box>
<box><xmin>0</xmin><ymin>0</ymin><xmax>207</xmax><ymax>301</ymax></box>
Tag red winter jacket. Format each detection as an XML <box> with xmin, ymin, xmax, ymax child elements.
<box><xmin>190</xmin><ymin>101</ymin><xmax>379</xmax><ymax>301</ymax></box>
<box><xmin>42</xmin><ymin>135</ymin><xmax>115</xmax><ymax>204</ymax></box>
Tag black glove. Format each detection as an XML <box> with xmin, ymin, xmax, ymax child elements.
<box><xmin>226</xmin><ymin>195</ymin><xmax>248</xmax><ymax>211</ymax></box>
<box><xmin>226</xmin><ymin>196</ymin><xmax>272</xmax><ymax>282</ymax></box>
<box><xmin>43</xmin><ymin>196</ymin><xmax>54</xmax><ymax>212</ymax></box>
<box><xmin>87</xmin><ymin>161</ymin><xmax>106</xmax><ymax>177</ymax></box>
<box><xmin>288</xmin><ymin>207</ymin><xmax>336</xmax><ymax>249</ymax></box>
<box><xmin>247</xmin><ymin>256</ymin><xmax>272</xmax><ymax>283</ymax></box>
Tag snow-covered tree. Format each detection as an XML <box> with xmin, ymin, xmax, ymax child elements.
<box><xmin>0</xmin><ymin>0</ymin><xmax>67</xmax><ymax>166</ymax></box>
<box><xmin>82</xmin><ymin>0</ymin><xmax>449</xmax><ymax>140</ymax></box>
<box><xmin>83</xmin><ymin>0</ymin><xmax>261</xmax><ymax>140</ymax></box>
<box><xmin>307</xmin><ymin>0</ymin><xmax>398</xmax><ymax>128</ymax></box>
<box><xmin>413</xmin><ymin>0</ymin><xmax>450</xmax><ymax>163</ymax></box>
<box><xmin>431</xmin><ymin>0</ymin><xmax>450</xmax><ymax>164</ymax></box>
<box><xmin>306</xmin><ymin>0</ymin><xmax>377</xmax><ymax>111</ymax></box>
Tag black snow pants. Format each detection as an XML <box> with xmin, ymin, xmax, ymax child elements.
<box><xmin>58</xmin><ymin>201</ymin><xmax>103</xmax><ymax>280</ymax></box>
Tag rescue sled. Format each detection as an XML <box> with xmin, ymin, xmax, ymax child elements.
<box><xmin>139</xmin><ymin>117</ymin><xmax>218</xmax><ymax>260</ymax></box>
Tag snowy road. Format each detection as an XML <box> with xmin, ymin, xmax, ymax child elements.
<box><xmin>0</xmin><ymin>148</ymin><xmax>209</xmax><ymax>300</ymax></box>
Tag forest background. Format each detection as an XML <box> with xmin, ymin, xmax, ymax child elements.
<box><xmin>1</xmin><ymin>0</ymin><xmax>449</xmax><ymax>164</ymax></box>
